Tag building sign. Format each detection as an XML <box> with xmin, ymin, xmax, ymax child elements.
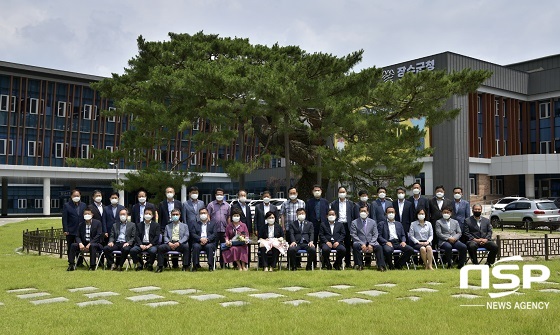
<box><xmin>382</xmin><ymin>59</ymin><xmax>436</xmax><ymax>82</ymax></box>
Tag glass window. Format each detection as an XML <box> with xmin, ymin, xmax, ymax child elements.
<box><xmin>28</xmin><ymin>141</ymin><xmax>36</xmax><ymax>157</ymax></box>
<box><xmin>540</xmin><ymin>102</ymin><xmax>550</xmax><ymax>119</ymax></box>
<box><xmin>29</xmin><ymin>98</ymin><xmax>38</xmax><ymax>114</ymax></box>
<box><xmin>537</xmin><ymin>202</ymin><xmax>558</xmax><ymax>210</ymax></box>
<box><xmin>18</xmin><ymin>199</ymin><xmax>27</xmax><ymax>209</ymax></box>
<box><xmin>57</xmin><ymin>101</ymin><xmax>66</xmax><ymax>117</ymax></box>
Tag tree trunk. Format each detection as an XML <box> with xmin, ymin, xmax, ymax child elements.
<box><xmin>295</xmin><ymin>167</ymin><xmax>330</xmax><ymax>200</ymax></box>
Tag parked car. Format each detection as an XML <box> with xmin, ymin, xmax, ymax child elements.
<box><xmin>490</xmin><ymin>196</ymin><xmax>529</xmax><ymax>211</ymax></box>
<box><xmin>490</xmin><ymin>199</ymin><xmax>560</xmax><ymax>229</ymax></box>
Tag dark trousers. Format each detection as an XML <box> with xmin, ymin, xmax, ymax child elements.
<box><xmin>288</xmin><ymin>243</ymin><xmax>316</xmax><ymax>269</ymax></box>
<box><xmin>467</xmin><ymin>240</ymin><xmax>498</xmax><ymax>265</ymax></box>
<box><xmin>68</xmin><ymin>242</ymin><xmax>101</xmax><ymax>267</ymax></box>
<box><xmin>217</xmin><ymin>232</ymin><xmax>226</xmax><ymax>267</ymax></box>
<box><xmin>381</xmin><ymin>240</ymin><xmax>414</xmax><ymax>268</ymax></box>
<box><xmin>312</xmin><ymin>221</ymin><xmax>321</xmax><ymax>245</ymax></box>
<box><xmin>192</xmin><ymin>242</ymin><xmax>216</xmax><ymax>269</ymax></box>
<box><xmin>130</xmin><ymin>244</ymin><xmax>157</xmax><ymax>266</ymax></box>
<box><xmin>259</xmin><ymin>247</ymin><xmax>280</xmax><ymax>268</ymax></box>
<box><xmin>342</xmin><ymin>222</ymin><xmax>353</xmax><ymax>267</ymax></box>
<box><xmin>440</xmin><ymin>240</ymin><xmax>467</xmax><ymax>267</ymax></box>
<box><xmin>66</xmin><ymin>234</ymin><xmax>83</xmax><ymax>265</ymax></box>
<box><xmin>103</xmin><ymin>242</ymin><xmax>132</xmax><ymax>267</ymax></box>
<box><xmin>321</xmin><ymin>243</ymin><xmax>346</xmax><ymax>268</ymax></box>
<box><xmin>157</xmin><ymin>243</ymin><xmax>189</xmax><ymax>268</ymax></box>
<box><xmin>352</xmin><ymin>242</ymin><xmax>385</xmax><ymax>268</ymax></box>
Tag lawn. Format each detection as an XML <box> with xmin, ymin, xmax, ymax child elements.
<box><xmin>0</xmin><ymin>219</ymin><xmax>559</xmax><ymax>335</ymax></box>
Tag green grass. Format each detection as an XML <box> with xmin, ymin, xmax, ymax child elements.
<box><xmin>0</xmin><ymin>219</ymin><xmax>559</xmax><ymax>335</ymax></box>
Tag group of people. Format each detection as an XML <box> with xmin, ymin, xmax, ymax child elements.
<box><xmin>62</xmin><ymin>182</ymin><xmax>499</xmax><ymax>273</ymax></box>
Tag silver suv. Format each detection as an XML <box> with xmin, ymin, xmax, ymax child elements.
<box><xmin>490</xmin><ymin>196</ymin><xmax>529</xmax><ymax>211</ymax></box>
<box><xmin>490</xmin><ymin>199</ymin><xmax>560</xmax><ymax>229</ymax></box>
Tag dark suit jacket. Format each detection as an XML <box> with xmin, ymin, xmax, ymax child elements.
<box><xmin>452</xmin><ymin>199</ymin><xmax>471</xmax><ymax>225</ymax></box>
<box><xmin>75</xmin><ymin>219</ymin><xmax>102</xmax><ymax>244</ymax></box>
<box><xmin>392</xmin><ymin>199</ymin><xmax>415</xmax><ymax>232</ymax></box>
<box><xmin>131</xmin><ymin>202</ymin><xmax>157</xmax><ymax>225</ymax></box>
<box><xmin>373</xmin><ymin>199</ymin><xmax>394</xmax><ymax>224</ymax></box>
<box><xmin>319</xmin><ymin>221</ymin><xmax>346</xmax><ymax>245</ymax></box>
<box><xmin>103</xmin><ymin>204</ymin><xmax>126</xmax><ymax>235</ymax></box>
<box><xmin>257</xmin><ymin>223</ymin><xmax>284</xmax><ymax>240</ymax></box>
<box><xmin>191</xmin><ymin>221</ymin><xmax>217</xmax><ymax>244</ymax></box>
<box><xmin>329</xmin><ymin>199</ymin><xmax>355</xmax><ymax>226</ymax></box>
<box><xmin>289</xmin><ymin>220</ymin><xmax>314</xmax><ymax>244</ymax></box>
<box><xmin>108</xmin><ymin>221</ymin><xmax>136</xmax><ymax>245</ymax></box>
<box><xmin>230</xmin><ymin>201</ymin><xmax>254</xmax><ymax>234</ymax></box>
<box><xmin>377</xmin><ymin>220</ymin><xmax>407</xmax><ymax>245</ymax></box>
<box><xmin>158</xmin><ymin>200</ymin><xmax>183</xmax><ymax>228</ymax></box>
<box><xmin>88</xmin><ymin>203</ymin><xmax>105</xmax><ymax>223</ymax></box>
<box><xmin>408</xmin><ymin>196</ymin><xmax>431</xmax><ymax>219</ymax></box>
<box><xmin>306</xmin><ymin>197</ymin><xmax>330</xmax><ymax>224</ymax></box>
<box><xmin>464</xmin><ymin>216</ymin><xmax>493</xmax><ymax>241</ymax></box>
<box><xmin>254</xmin><ymin>203</ymin><xmax>280</xmax><ymax>237</ymax></box>
<box><xmin>163</xmin><ymin>222</ymin><xmax>189</xmax><ymax>244</ymax></box>
<box><xmin>182</xmin><ymin>199</ymin><xmax>206</xmax><ymax>227</ymax></box>
<box><xmin>62</xmin><ymin>201</ymin><xmax>87</xmax><ymax>235</ymax></box>
<box><xmin>134</xmin><ymin>220</ymin><xmax>160</xmax><ymax>246</ymax></box>
<box><xmin>428</xmin><ymin>198</ymin><xmax>453</xmax><ymax>223</ymax></box>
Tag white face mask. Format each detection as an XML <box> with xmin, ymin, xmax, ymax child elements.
<box><xmin>263</xmin><ymin>197</ymin><xmax>271</xmax><ymax>204</ymax></box>
<box><xmin>190</xmin><ymin>193</ymin><xmax>199</xmax><ymax>200</ymax></box>
<box><xmin>313</xmin><ymin>191</ymin><xmax>322</xmax><ymax>198</ymax></box>
<box><xmin>138</xmin><ymin>197</ymin><xmax>146</xmax><ymax>203</ymax></box>
<box><xmin>417</xmin><ymin>214</ymin><xmax>426</xmax><ymax>221</ymax></box>
<box><xmin>289</xmin><ymin>194</ymin><xmax>297</xmax><ymax>200</ymax></box>
<box><xmin>119</xmin><ymin>215</ymin><xmax>127</xmax><ymax>222</ymax></box>
<box><xmin>360</xmin><ymin>196</ymin><xmax>369</xmax><ymax>203</ymax></box>
<box><xmin>94</xmin><ymin>196</ymin><xmax>102</xmax><ymax>203</ymax></box>
<box><xmin>359</xmin><ymin>212</ymin><xmax>368</xmax><ymax>219</ymax></box>
<box><xmin>166</xmin><ymin>192</ymin><xmax>174</xmax><ymax>200</ymax></box>
<box><xmin>171</xmin><ymin>215</ymin><xmax>180</xmax><ymax>222</ymax></box>
<box><xmin>110</xmin><ymin>198</ymin><xmax>119</xmax><ymax>205</ymax></box>
<box><xmin>436</xmin><ymin>192</ymin><xmax>444</xmax><ymax>199</ymax></box>
<box><xmin>238</xmin><ymin>196</ymin><xmax>247</xmax><ymax>203</ymax></box>
<box><xmin>199</xmin><ymin>214</ymin><xmax>208</xmax><ymax>221</ymax></box>
<box><xmin>266</xmin><ymin>218</ymin><xmax>275</xmax><ymax>225</ymax></box>
<box><xmin>72</xmin><ymin>196</ymin><xmax>81</xmax><ymax>203</ymax></box>
<box><xmin>397</xmin><ymin>193</ymin><xmax>405</xmax><ymax>200</ymax></box>
<box><xmin>83</xmin><ymin>214</ymin><xmax>92</xmax><ymax>221</ymax></box>
<box><xmin>216</xmin><ymin>195</ymin><xmax>224</xmax><ymax>201</ymax></box>
<box><xmin>297</xmin><ymin>214</ymin><xmax>306</xmax><ymax>221</ymax></box>
<box><xmin>454</xmin><ymin>193</ymin><xmax>462</xmax><ymax>200</ymax></box>
<box><xmin>412</xmin><ymin>188</ymin><xmax>421</xmax><ymax>195</ymax></box>
<box><xmin>328</xmin><ymin>215</ymin><xmax>336</xmax><ymax>222</ymax></box>
<box><xmin>232</xmin><ymin>216</ymin><xmax>240</xmax><ymax>223</ymax></box>
<box><xmin>338</xmin><ymin>193</ymin><xmax>346</xmax><ymax>199</ymax></box>
<box><xmin>387</xmin><ymin>213</ymin><xmax>395</xmax><ymax>221</ymax></box>
<box><xmin>378</xmin><ymin>192</ymin><xmax>386</xmax><ymax>199</ymax></box>
<box><xmin>144</xmin><ymin>214</ymin><xmax>152</xmax><ymax>221</ymax></box>
<box><xmin>442</xmin><ymin>213</ymin><xmax>451</xmax><ymax>220</ymax></box>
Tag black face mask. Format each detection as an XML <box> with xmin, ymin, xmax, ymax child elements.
<box><xmin>473</xmin><ymin>211</ymin><xmax>482</xmax><ymax>218</ymax></box>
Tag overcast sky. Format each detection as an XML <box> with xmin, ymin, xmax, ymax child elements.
<box><xmin>1</xmin><ymin>0</ymin><xmax>558</xmax><ymax>77</ymax></box>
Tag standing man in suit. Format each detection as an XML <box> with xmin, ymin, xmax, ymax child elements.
<box><xmin>464</xmin><ymin>204</ymin><xmax>499</xmax><ymax>266</ymax></box>
<box><xmin>429</xmin><ymin>185</ymin><xmax>453</xmax><ymax>247</ymax></box>
<box><xmin>158</xmin><ymin>186</ymin><xmax>183</xmax><ymax>268</ymax></box>
<box><xmin>451</xmin><ymin>187</ymin><xmax>471</xmax><ymax>242</ymax></box>
<box><xmin>408</xmin><ymin>182</ymin><xmax>430</xmax><ymax>219</ymax></box>
<box><xmin>131</xmin><ymin>190</ymin><xmax>157</xmax><ymax>225</ymax></box>
<box><xmin>354</xmin><ymin>190</ymin><xmax>375</xmax><ymax>219</ymax></box>
<box><xmin>62</xmin><ymin>189</ymin><xmax>87</xmax><ymax>269</ymax></box>
<box><xmin>435</xmin><ymin>206</ymin><xmax>467</xmax><ymax>269</ymax></box>
<box><xmin>129</xmin><ymin>208</ymin><xmax>160</xmax><ymax>271</ymax></box>
<box><xmin>103</xmin><ymin>192</ymin><xmax>126</xmax><ymax>239</ymax></box>
<box><xmin>190</xmin><ymin>208</ymin><xmax>217</xmax><ymax>271</ymax></box>
<box><xmin>254</xmin><ymin>191</ymin><xmax>279</xmax><ymax>236</ymax></box>
<box><xmin>207</xmin><ymin>188</ymin><xmax>231</xmax><ymax>268</ymax></box>
<box><xmin>330</xmin><ymin>186</ymin><xmax>354</xmax><ymax>269</ymax></box>
<box><xmin>88</xmin><ymin>190</ymin><xmax>105</xmax><ymax>224</ymax></box>
<box><xmin>182</xmin><ymin>186</ymin><xmax>205</xmax><ymax>230</ymax></box>
<box><xmin>67</xmin><ymin>208</ymin><xmax>102</xmax><ymax>271</ymax></box>
<box><xmin>377</xmin><ymin>207</ymin><xmax>414</xmax><ymax>269</ymax></box>
<box><xmin>287</xmin><ymin>208</ymin><xmax>316</xmax><ymax>271</ymax></box>
<box><xmin>373</xmin><ymin>187</ymin><xmax>393</xmax><ymax>224</ymax></box>
<box><xmin>319</xmin><ymin>209</ymin><xmax>346</xmax><ymax>270</ymax></box>
<box><xmin>350</xmin><ymin>205</ymin><xmax>386</xmax><ymax>271</ymax></box>
<box><xmin>393</xmin><ymin>187</ymin><xmax>415</xmax><ymax>242</ymax></box>
<box><xmin>156</xmin><ymin>208</ymin><xmax>190</xmax><ymax>272</ymax></box>
<box><xmin>103</xmin><ymin>208</ymin><xmax>136</xmax><ymax>271</ymax></box>
<box><xmin>306</xmin><ymin>185</ymin><xmax>329</xmax><ymax>246</ymax></box>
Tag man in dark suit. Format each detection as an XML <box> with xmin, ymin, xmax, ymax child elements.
<box><xmin>319</xmin><ymin>209</ymin><xmax>346</xmax><ymax>270</ymax></box>
<box><xmin>287</xmin><ymin>208</ymin><xmax>316</xmax><ymax>271</ymax></box>
<box><xmin>103</xmin><ymin>208</ymin><xmax>136</xmax><ymax>271</ymax></box>
<box><xmin>158</xmin><ymin>186</ymin><xmax>183</xmax><ymax>268</ymax></box>
<box><xmin>435</xmin><ymin>206</ymin><xmax>467</xmax><ymax>269</ymax></box>
<box><xmin>67</xmin><ymin>207</ymin><xmax>102</xmax><ymax>271</ymax></box>
<box><xmin>330</xmin><ymin>186</ymin><xmax>355</xmax><ymax>268</ymax></box>
<box><xmin>306</xmin><ymin>185</ymin><xmax>329</xmax><ymax>245</ymax></box>
<box><xmin>451</xmin><ymin>187</ymin><xmax>471</xmax><ymax>242</ymax></box>
<box><xmin>62</xmin><ymin>189</ymin><xmax>87</xmax><ymax>270</ymax></box>
<box><xmin>393</xmin><ymin>187</ymin><xmax>415</xmax><ymax>242</ymax></box>
<box><xmin>131</xmin><ymin>190</ymin><xmax>157</xmax><ymax>225</ymax></box>
<box><xmin>156</xmin><ymin>208</ymin><xmax>190</xmax><ymax>272</ymax></box>
<box><xmin>103</xmin><ymin>192</ymin><xmax>126</xmax><ymax>240</ymax></box>
<box><xmin>429</xmin><ymin>185</ymin><xmax>453</xmax><ymax>246</ymax></box>
<box><xmin>377</xmin><ymin>207</ymin><xmax>414</xmax><ymax>269</ymax></box>
<box><xmin>354</xmin><ymin>190</ymin><xmax>375</xmax><ymax>219</ymax></box>
<box><xmin>130</xmin><ymin>208</ymin><xmax>160</xmax><ymax>271</ymax></box>
<box><xmin>350</xmin><ymin>204</ymin><xmax>386</xmax><ymax>271</ymax></box>
<box><xmin>182</xmin><ymin>186</ymin><xmax>205</xmax><ymax>230</ymax></box>
<box><xmin>190</xmin><ymin>208</ymin><xmax>217</xmax><ymax>271</ymax></box>
<box><xmin>373</xmin><ymin>186</ymin><xmax>393</xmax><ymax>224</ymax></box>
<box><xmin>88</xmin><ymin>190</ymin><xmax>105</xmax><ymax>224</ymax></box>
<box><xmin>408</xmin><ymin>182</ymin><xmax>431</xmax><ymax>220</ymax></box>
<box><xmin>464</xmin><ymin>204</ymin><xmax>499</xmax><ymax>266</ymax></box>
<box><xmin>254</xmin><ymin>191</ymin><xmax>280</xmax><ymax>237</ymax></box>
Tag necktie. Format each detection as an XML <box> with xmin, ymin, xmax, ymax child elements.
<box><xmin>363</xmin><ymin>220</ymin><xmax>367</xmax><ymax>232</ymax></box>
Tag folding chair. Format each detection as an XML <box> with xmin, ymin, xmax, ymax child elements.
<box><xmin>438</xmin><ymin>248</ymin><xmax>459</xmax><ymax>267</ymax></box>
<box><xmin>466</xmin><ymin>247</ymin><xmax>489</xmax><ymax>264</ymax></box>
<box><xmin>75</xmin><ymin>247</ymin><xmax>103</xmax><ymax>270</ymax></box>
<box><xmin>412</xmin><ymin>249</ymin><xmax>438</xmax><ymax>270</ymax></box>
<box><xmin>256</xmin><ymin>249</ymin><xmax>283</xmax><ymax>271</ymax></box>
<box><xmin>319</xmin><ymin>249</ymin><xmax>345</xmax><ymax>270</ymax></box>
<box><xmin>391</xmin><ymin>249</ymin><xmax>412</xmax><ymax>270</ymax></box>
<box><xmin>288</xmin><ymin>249</ymin><xmax>315</xmax><ymax>270</ymax></box>
<box><xmin>109</xmin><ymin>250</ymin><xmax>132</xmax><ymax>270</ymax></box>
<box><xmin>191</xmin><ymin>250</ymin><xmax>217</xmax><ymax>271</ymax></box>
<box><xmin>165</xmin><ymin>250</ymin><xmax>184</xmax><ymax>268</ymax></box>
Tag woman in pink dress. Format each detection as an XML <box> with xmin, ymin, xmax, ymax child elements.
<box><xmin>223</xmin><ymin>209</ymin><xmax>249</xmax><ymax>271</ymax></box>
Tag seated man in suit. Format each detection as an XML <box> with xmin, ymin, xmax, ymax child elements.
<box><xmin>319</xmin><ymin>209</ymin><xmax>346</xmax><ymax>270</ymax></box>
<box><xmin>464</xmin><ymin>204</ymin><xmax>499</xmax><ymax>266</ymax></box>
<box><xmin>377</xmin><ymin>207</ymin><xmax>414</xmax><ymax>270</ymax></box>
<box><xmin>67</xmin><ymin>208</ymin><xmax>102</xmax><ymax>271</ymax></box>
<box><xmin>103</xmin><ymin>208</ymin><xmax>136</xmax><ymax>271</ymax></box>
<box><xmin>156</xmin><ymin>208</ymin><xmax>190</xmax><ymax>272</ymax></box>
<box><xmin>191</xmin><ymin>208</ymin><xmax>217</xmax><ymax>271</ymax></box>
<box><xmin>287</xmin><ymin>208</ymin><xmax>316</xmax><ymax>271</ymax></box>
<box><xmin>435</xmin><ymin>206</ymin><xmax>467</xmax><ymax>269</ymax></box>
<box><xmin>350</xmin><ymin>205</ymin><xmax>386</xmax><ymax>271</ymax></box>
<box><xmin>130</xmin><ymin>208</ymin><xmax>160</xmax><ymax>271</ymax></box>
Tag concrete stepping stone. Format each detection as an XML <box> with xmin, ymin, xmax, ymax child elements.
<box><xmin>7</xmin><ymin>288</ymin><xmax>37</xmax><ymax>293</ymax></box>
<box><xmin>456</xmin><ymin>285</ymin><xmax>482</xmax><ymax>290</ymax></box>
<box><xmin>146</xmin><ymin>301</ymin><xmax>180</xmax><ymax>307</ymax></box>
<box><xmin>126</xmin><ymin>294</ymin><xmax>164</xmax><ymax>302</ymax></box>
<box><xmin>397</xmin><ymin>296</ymin><xmax>421</xmax><ymax>302</ymax></box>
<box><xmin>539</xmin><ymin>281</ymin><xmax>559</xmax><ymax>285</ymax></box>
<box><xmin>375</xmin><ymin>283</ymin><xmax>397</xmax><ymax>288</ymax></box>
<box><xmin>30</xmin><ymin>297</ymin><xmax>68</xmax><ymax>305</ymax></box>
<box><xmin>248</xmin><ymin>293</ymin><xmax>284</xmax><ymax>299</ymax></box>
<box><xmin>357</xmin><ymin>290</ymin><xmax>387</xmax><ymax>297</ymax></box>
<box><xmin>226</xmin><ymin>287</ymin><xmax>257</xmax><ymax>293</ymax></box>
<box><xmin>0</xmin><ymin>302</ymin><xmax>4</xmax><ymax>306</ymax></box>
<box><xmin>306</xmin><ymin>291</ymin><xmax>340</xmax><ymax>298</ymax></box>
<box><xmin>539</xmin><ymin>288</ymin><xmax>560</xmax><ymax>293</ymax></box>
<box><xmin>451</xmin><ymin>294</ymin><xmax>480</xmax><ymax>299</ymax></box>
<box><xmin>409</xmin><ymin>288</ymin><xmax>438</xmax><ymax>293</ymax></box>
<box><xmin>190</xmin><ymin>294</ymin><xmax>225</xmax><ymax>301</ymax></box>
<box><xmin>129</xmin><ymin>286</ymin><xmax>161</xmax><ymax>293</ymax></box>
<box><xmin>220</xmin><ymin>301</ymin><xmax>248</xmax><ymax>307</ymax></box>
<box><xmin>77</xmin><ymin>300</ymin><xmax>113</xmax><ymax>307</ymax></box>
<box><xmin>330</xmin><ymin>285</ymin><xmax>354</xmax><ymax>290</ymax></box>
<box><xmin>426</xmin><ymin>282</ymin><xmax>442</xmax><ymax>286</ymax></box>
<box><xmin>283</xmin><ymin>300</ymin><xmax>310</xmax><ymax>306</ymax></box>
<box><xmin>169</xmin><ymin>289</ymin><xmax>201</xmax><ymax>295</ymax></box>
<box><xmin>84</xmin><ymin>292</ymin><xmax>120</xmax><ymax>299</ymax></box>
<box><xmin>339</xmin><ymin>298</ymin><xmax>372</xmax><ymax>305</ymax></box>
<box><xmin>17</xmin><ymin>292</ymin><xmax>51</xmax><ymax>299</ymax></box>
<box><xmin>69</xmin><ymin>287</ymin><xmax>98</xmax><ymax>293</ymax></box>
<box><xmin>279</xmin><ymin>286</ymin><xmax>306</xmax><ymax>292</ymax></box>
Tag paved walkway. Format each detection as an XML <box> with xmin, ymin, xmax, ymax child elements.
<box><xmin>0</xmin><ymin>217</ymin><xmax>54</xmax><ymax>227</ymax></box>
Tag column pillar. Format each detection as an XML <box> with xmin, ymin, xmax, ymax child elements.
<box><xmin>118</xmin><ymin>189</ymin><xmax>125</xmax><ymax>206</ymax></box>
<box><xmin>181</xmin><ymin>185</ymin><xmax>187</xmax><ymax>203</ymax></box>
<box><xmin>525</xmin><ymin>174</ymin><xmax>535</xmax><ymax>198</ymax></box>
<box><xmin>1</xmin><ymin>177</ymin><xmax>8</xmax><ymax>217</ymax></box>
<box><xmin>43</xmin><ymin>178</ymin><xmax>51</xmax><ymax>216</ymax></box>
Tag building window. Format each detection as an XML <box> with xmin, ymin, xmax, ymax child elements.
<box><xmin>36</xmin><ymin>141</ymin><xmax>43</xmax><ymax>157</ymax></box>
<box><xmin>540</xmin><ymin>141</ymin><xmax>552</xmax><ymax>154</ymax></box>
<box><xmin>190</xmin><ymin>151</ymin><xmax>197</xmax><ymax>165</ymax></box>
<box><xmin>496</xmin><ymin>179</ymin><xmax>503</xmax><ymax>195</ymax></box>
<box><xmin>0</xmin><ymin>139</ymin><xmax>5</xmax><ymax>155</ymax></box>
<box><xmin>211</xmin><ymin>153</ymin><xmax>216</xmax><ymax>166</ymax></box>
<box><xmin>469</xmin><ymin>177</ymin><xmax>477</xmax><ymax>195</ymax></box>
<box><xmin>540</xmin><ymin>103</ymin><xmax>550</xmax><ymax>119</ymax></box>
<box><xmin>51</xmin><ymin>199</ymin><xmax>60</xmax><ymax>209</ymax></box>
<box><xmin>28</xmin><ymin>141</ymin><xmax>36</xmax><ymax>157</ymax></box>
<box><xmin>477</xmin><ymin>95</ymin><xmax>482</xmax><ymax>114</ymax></box>
<box><xmin>29</xmin><ymin>98</ymin><xmax>39</xmax><ymax>114</ymax></box>
<box><xmin>34</xmin><ymin>199</ymin><xmax>43</xmax><ymax>209</ymax></box>
<box><xmin>478</xmin><ymin>137</ymin><xmax>482</xmax><ymax>155</ymax></box>
<box><xmin>82</xmin><ymin>105</ymin><xmax>92</xmax><ymax>120</ymax></box>
<box><xmin>107</xmin><ymin>107</ymin><xmax>116</xmax><ymax>122</ymax></box>
<box><xmin>81</xmin><ymin>144</ymin><xmax>90</xmax><ymax>158</ymax></box>
<box><xmin>55</xmin><ymin>143</ymin><xmax>64</xmax><ymax>158</ymax></box>
<box><xmin>105</xmin><ymin>146</ymin><xmax>113</xmax><ymax>153</ymax></box>
<box><xmin>503</xmin><ymin>140</ymin><xmax>507</xmax><ymax>156</ymax></box>
<box><xmin>18</xmin><ymin>199</ymin><xmax>27</xmax><ymax>209</ymax></box>
<box><xmin>276</xmin><ymin>191</ymin><xmax>285</xmax><ymax>199</ymax></box>
<box><xmin>494</xmin><ymin>100</ymin><xmax>499</xmax><ymax>116</ymax></box>
<box><xmin>192</xmin><ymin>118</ymin><xmax>200</xmax><ymax>131</ymax></box>
<box><xmin>0</xmin><ymin>95</ymin><xmax>8</xmax><ymax>111</ymax></box>
<box><xmin>503</xmin><ymin>101</ymin><xmax>507</xmax><ymax>117</ymax></box>
<box><xmin>495</xmin><ymin>139</ymin><xmax>500</xmax><ymax>156</ymax></box>
<box><xmin>8</xmin><ymin>140</ymin><xmax>13</xmax><ymax>155</ymax></box>
<box><xmin>57</xmin><ymin>101</ymin><xmax>66</xmax><ymax>117</ymax></box>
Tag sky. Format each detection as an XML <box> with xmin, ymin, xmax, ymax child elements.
<box><xmin>0</xmin><ymin>0</ymin><xmax>558</xmax><ymax>77</ymax></box>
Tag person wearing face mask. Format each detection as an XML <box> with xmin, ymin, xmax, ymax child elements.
<box><xmin>429</xmin><ymin>185</ymin><xmax>453</xmax><ymax>231</ymax></box>
<box><xmin>207</xmin><ymin>187</ymin><xmax>231</xmax><ymax>268</ymax></box>
<box><xmin>306</xmin><ymin>185</ymin><xmax>329</xmax><ymax>246</ymax></box>
<box><xmin>102</xmin><ymin>192</ymin><xmax>126</xmax><ymax>239</ymax></box>
<box><xmin>230</xmin><ymin>190</ymin><xmax>254</xmax><ymax>269</ymax></box>
<box><xmin>354</xmin><ymin>190</ymin><xmax>374</xmax><ymax>219</ymax></box>
<box><xmin>435</xmin><ymin>206</ymin><xmax>467</xmax><ymax>269</ymax></box>
<box><xmin>319</xmin><ymin>209</ymin><xmax>346</xmax><ymax>270</ymax></box>
<box><xmin>156</xmin><ymin>208</ymin><xmax>190</xmax><ymax>272</ymax></box>
<box><xmin>131</xmin><ymin>190</ymin><xmax>157</xmax><ymax>226</ymax></box>
<box><xmin>392</xmin><ymin>187</ymin><xmax>415</xmax><ymax>243</ymax></box>
<box><xmin>409</xmin><ymin>208</ymin><xmax>434</xmax><ymax>270</ymax></box>
<box><xmin>67</xmin><ymin>208</ymin><xmax>102</xmax><ymax>271</ymax></box>
<box><xmin>451</xmin><ymin>187</ymin><xmax>471</xmax><ymax>243</ymax></box>
<box><xmin>103</xmin><ymin>208</ymin><xmax>136</xmax><ymax>271</ymax></box>
<box><xmin>330</xmin><ymin>186</ymin><xmax>355</xmax><ymax>269</ymax></box>
<box><xmin>182</xmin><ymin>186</ymin><xmax>206</xmax><ymax>230</ymax></box>
<box><xmin>257</xmin><ymin>211</ymin><xmax>285</xmax><ymax>271</ymax></box>
<box><xmin>62</xmin><ymin>189</ymin><xmax>87</xmax><ymax>269</ymax></box>
<box><xmin>287</xmin><ymin>208</ymin><xmax>316</xmax><ymax>271</ymax></box>
<box><xmin>130</xmin><ymin>208</ymin><xmax>160</xmax><ymax>271</ymax></box>
<box><xmin>254</xmin><ymin>191</ymin><xmax>279</xmax><ymax>238</ymax></box>
<box><xmin>373</xmin><ymin>186</ymin><xmax>394</xmax><ymax>224</ymax></box>
<box><xmin>223</xmin><ymin>209</ymin><xmax>250</xmax><ymax>271</ymax></box>
<box><xmin>88</xmin><ymin>190</ymin><xmax>105</xmax><ymax>223</ymax></box>
<box><xmin>464</xmin><ymin>204</ymin><xmax>498</xmax><ymax>266</ymax></box>
<box><xmin>158</xmin><ymin>186</ymin><xmax>183</xmax><ymax>268</ymax></box>
<box><xmin>377</xmin><ymin>207</ymin><xmax>414</xmax><ymax>270</ymax></box>
<box><xmin>408</xmin><ymin>183</ymin><xmax>431</xmax><ymax>219</ymax></box>
<box><xmin>191</xmin><ymin>208</ymin><xmax>217</xmax><ymax>271</ymax></box>
<box><xmin>350</xmin><ymin>205</ymin><xmax>386</xmax><ymax>271</ymax></box>
<box><xmin>281</xmin><ymin>187</ymin><xmax>306</xmax><ymax>240</ymax></box>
